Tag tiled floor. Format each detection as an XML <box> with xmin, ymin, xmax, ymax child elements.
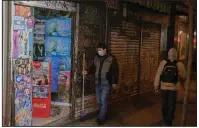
<box><xmin>66</xmin><ymin>80</ymin><xmax>197</xmax><ymax>126</ymax></box>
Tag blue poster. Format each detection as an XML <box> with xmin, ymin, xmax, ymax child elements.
<box><xmin>29</xmin><ymin>32</ymin><xmax>33</xmax><ymax>54</ymax></box>
<box><xmin>45</xmin><ymin>55</ymin><xmax>59</xmax><ymax>92</ymax></box>
<box><xmin>46</xmin><ymin>17</ymin><xmax>71</xmax><ymax>37</ymax></box>
<box><xmin>45</xmin><ymin>55</ymin><xmax>71</xmax><ymax>92</ymax></box>
<box><xmin>57</xmin><ymin>56</ymin><xmax>71</xmax><ymax>71</ymax></box>
<box><xmin>45</xmin><ymin>36</ymin><xmax>71</xmax><ymax>56</ymax></box>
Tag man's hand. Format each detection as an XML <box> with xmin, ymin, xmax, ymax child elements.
<box><xmin>82</xmin><ymin>71</ymin><xmax>88</xmax><ymax>75</ymax></box>
<box><xmin>112</xmin><ymin>84</ymin><xmax>119</xmax><ymax>89</ymax></box>
<box><xmin>154</xmin><ymin>86</ymin><xmax>159</xmax><ymax>93</ymax></box>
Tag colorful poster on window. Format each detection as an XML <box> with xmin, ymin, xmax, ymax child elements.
<box><xmin>57</xmin><ymin>56</ymin><xmax>71</xmax><ymax>71</ymax></box>
<box><xmin>13</xmin><ymin>5</ymin><xmax>33</xmax><ymax>126</ymax></box>
<box><xmin>12</xmin><ymin>30</ymin><xmax>30</xmax><ymax>59</ymax></box>
<box><xmin>46</xmin><ymin>17</ymin><xmax>71</xmax><ymax>37</ymax></box>
<box><xmin>13</xmin><ymin>57</ymin><xmax>32</xmax><ymax>126</ymax></box>
<box><xmin>45</xmin><ymin>36</ymin><xmax>71</xmax><ymax>56</ymax></box>
<box><xmin>44</xmin><ymin>55</ymin><xmax>71</xmax><ymax>92</ymax></box>
<box><xmin>45</xmin><ymin>55</ymin><xmax>60</xmax><ymax>92</ymax></box>
<box><xmin>29</xmin><ymin>32</ymin><xmax>33</xmax><ymax>54</ymax></box>
<box><xmin>15</xmin><ymin>75</ymin><xmax>32</xmax><ymax>126</ymax></box>
<box><xmin>58</xmin><ymin>71</ymin><xmax>71</xmax><ymax>102</ymax></box>
<box><xmin>15</xmin><ymin>5</ymin><xmax>31</xmax><ymax>18</ymax></box>
<box><xmin>33</xmin><ymin>43</ymin><xmax>45</xmax><ymax>61</ymax></box>
<box><xmin>33</xmin><ymin>22</ymin><xmax>45</xmax><ymax>61</ymax></box>
<box><xmin>32</xmin><ymin>61</ymin><xmax>52</xmax><ymax>118</ymax></box>
<box><xmin>32</xmin><ymin>61</ymin><xmax>51</xmax><ymax>99</ymax></box>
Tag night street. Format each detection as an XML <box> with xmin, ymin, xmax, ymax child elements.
<box><xmin>2</xmin><ymin>0</ymin><xmax>197</xmax><ymax>127</ymax></box>
<box><xmin>67</xmin><ymin>80</ymin><xmax>196</xmax><ymax>127</ymax></box>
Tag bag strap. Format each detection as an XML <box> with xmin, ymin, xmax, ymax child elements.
<box><xmin>163</xmin><ymin>59</ymin><xmax>178</xmax><ymax>72</ymax></box>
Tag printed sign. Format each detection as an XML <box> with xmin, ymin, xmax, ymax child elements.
<box><xmin>32</xmin><ymin>99</ymin><xmax>51</xmax><ymax>118</ymax></box>
<box><xmin>14</xmin><ymin>16</ymin><xmax>26</xmax><ymax>30</ymax></box>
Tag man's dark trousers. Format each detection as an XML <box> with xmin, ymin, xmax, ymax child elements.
<box><xmin>161</xmin><ymin>90</ymin><xmax>177</xmax><ymax>126</ymax></box>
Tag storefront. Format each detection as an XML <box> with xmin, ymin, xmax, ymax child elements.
<box><xmin>8</xmin><ymin>1</ymin><xmax>76</xmax><ymax>126</ymax></box>
<box><xmin>3</xmin><ymin>1</ymin><xmax>109</xmax><ymax>126</ymax></box>
<box><xmin>3</xmin><ymin>0</ymin><xmax>171</xmax><ymax>126</ymax></box>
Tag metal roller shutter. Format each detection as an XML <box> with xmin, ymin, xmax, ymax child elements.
<box><xmin>139</xmin><ymin>23</ymin><xmax>161</xmax><ymax>93</ymax></box>
<box><xmin>109</xmin><ymin>20</ymin><xmax>141</xmax><ymax>99</ymax></box>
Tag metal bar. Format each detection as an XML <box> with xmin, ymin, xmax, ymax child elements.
<box><xmin>137</xmin><ymin>23</ymin><xmax>143</xmax><ymax>95</ymax></box>
<box><xmin>71</xmin><ymin>2</ymin><xmax>80</xmax><ymax>121</ymax></box>
<box><xmin>2</xmin><ymin>1</ymin><xmax>11</xmax><ymax>126</ymax></box>
<box><xmin>8</xmin><ymin>1</ymin><xmax>15</xmax><ymax>126</ymax></box>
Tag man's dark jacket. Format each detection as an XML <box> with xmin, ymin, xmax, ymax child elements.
<box><xmin>88</xmin><ymin>53</ymin><xmax>119</xmax><ymax>85</ymax></box>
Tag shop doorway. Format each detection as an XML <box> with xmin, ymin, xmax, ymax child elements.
<box><xmin>11</xmin><ymin>3</ymin><xmax>75</xmax><ymax>126</ymax></box>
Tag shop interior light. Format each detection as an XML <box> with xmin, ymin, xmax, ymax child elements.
<box><xmin>179</xmin><ymin>31</ymin><xmax>183</xmax><ymax>35</ymax></box>
<box><xmin>193</xmin><ymin>38</ymin><xmax>196</xmax><ymax>43</ymax></box>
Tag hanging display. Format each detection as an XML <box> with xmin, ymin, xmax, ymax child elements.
<box><xmin>46</xmin><ymin>17</ymin><xmax>71</xmax><ymax>37</ymax></box>
<box><xmin>45</xmin><ymin>55</ymin><xmax>71</xmax><ymax>92</ymax></box>
<box><xmin>32</xmin><ymin>61</ymin><xmax>52</xmax><ymax>118</ymax></box>
<box><xmin>45</xmin><ymin>36</ymin><xmax>71</xmax><ymax>56</ymax></box>
<box><xmin>32</xmin><ymin>62</ymin><xmax>51</xmax><ymax>99</ymax></box>
<box><xmin>33</xmin><ymin>22</ymin><xmax>45</xmax><ymax>61</ymax></box>
<box><xmin>45</xmin><ymin>17</ymin><xmax>72</xmax><ymax>93</ymax></box>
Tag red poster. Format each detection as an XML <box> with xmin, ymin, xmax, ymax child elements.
<box><xmin>32</xmin><ymin>61</ymin><xmax>52</xmax><ymax>118</ymax></box>
<box><xmin>15</xmin><ymin>5</ymin><xmax>31</xmax><ymax>18</ymax></box>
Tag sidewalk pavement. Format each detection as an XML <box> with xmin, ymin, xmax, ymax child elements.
<box><xmin>66</xmin><ymin>80</ymin><xmax>197</xmax><ymax>126</ymax></box>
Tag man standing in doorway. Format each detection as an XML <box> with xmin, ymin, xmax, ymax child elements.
<box><xmin>83</xmin><ymin>43</ymin><xmax>119</xmax><ymax>125</ymax></box>
<box><xmin>154</xmin><ymin>48</ymin><xmax>186</xmax><ymax>126</ymax></box>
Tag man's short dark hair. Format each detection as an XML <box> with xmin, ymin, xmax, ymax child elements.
<box><xmin>97</xmin><ymin>43</ymin><xmax>107</xmax><ymax>50</ymax></box>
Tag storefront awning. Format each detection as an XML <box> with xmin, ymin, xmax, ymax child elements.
<box><xmin>123</xmin><ymin>0</ymin><xmax>171</xmax><ymax>13</ymax></box>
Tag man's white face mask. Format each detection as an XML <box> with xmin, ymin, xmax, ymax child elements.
<box><xmin>98</xmin><ymin>50</ymin><xmax>104</xmax><ymax>56</ymax></box>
